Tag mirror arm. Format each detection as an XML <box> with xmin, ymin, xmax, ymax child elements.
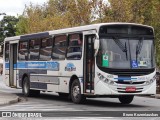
<box><xmin>96</xmin><ymin>33</ymin><xmax>99</xmax><ymax>40</ymax></box>
<box><xmin>94</xmin><ymin>33</ymin><xmax>99</xmax><ymax>57</ymax></box>
<box><xmin>94</xmin><ymin>49</ymin><xmax>98</xmax><ymax>57</ymax></box>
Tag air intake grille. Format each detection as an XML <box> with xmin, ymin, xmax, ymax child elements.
<box><xmin>97</xmin><ymin>66</ymin><xmax>155</xmax><ymax>76</ymax></box>
<box><xmin>115</xmin><ymin>81</ymin><xmax>145</xmax><ymax>85</ymax></box>
<box><xmin>109</xmin><ymin>71</ymin><xmax>153</xmax><ymax>76</ymax></box>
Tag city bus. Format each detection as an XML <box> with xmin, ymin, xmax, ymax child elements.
<box><xmin>3</xmin><ymin>23</ymin><xmax>156</xmax><ymax>104</ymax></box>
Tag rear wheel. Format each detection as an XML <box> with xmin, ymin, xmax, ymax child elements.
<box><xmin>22</xmin><ymin>77</ymin><xmax>40</xmax><ymax>97</ymax></box>
<box><xmin>71</xmin><ymin>79</ymin><xmax>86</xmax><ymax>104</ymax></box>
<box><xmin>118</xmin><ymin>95</ymin><xmax>134</xmax><ymax>104</ymax></box>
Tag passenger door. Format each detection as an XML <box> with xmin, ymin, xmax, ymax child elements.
<box><xmin>84</xmin><ymin>34</ymin><xmax>95</xmax><ymax>93</ymax></box>
<box><xmin>9</xmin><ymin>41</ymin><xmax>18</xmax><ymax>87</ymax></box>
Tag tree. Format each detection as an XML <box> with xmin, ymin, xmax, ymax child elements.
<box><xmin>0</xmin><ymin>16</ymin><xmax>18</xmax><ymax>56</ymax></box>
<box><xmin>16</xmin><ymin>0</ymin><xmax>93</xmax><ymax>34</ymax></box>
<box><xmin>15</xmin><ymin>0</ymin><xmax>160</xmax><ymax>66</ymax></box>
<box><xmin>0</xmin><ymin>16</ymin><xmax>18</xmax><ymax>42</ymax></box>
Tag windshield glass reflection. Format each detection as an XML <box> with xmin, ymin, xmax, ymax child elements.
<box><xmin>97</xmin><ymin>37</ymin><xmax>154</xmax><ymax>69</ymax></box>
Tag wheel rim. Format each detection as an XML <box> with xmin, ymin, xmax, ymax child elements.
<box><xmin>72</xmin><ymin>85</ymin><xmax>80</xmax><ymax>100</ymax></box>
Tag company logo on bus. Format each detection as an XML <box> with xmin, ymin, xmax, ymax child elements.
<box><xmin>65</xmin><ymin>63</ymin><xmax>76</xmax><ymax>71</ymax></box>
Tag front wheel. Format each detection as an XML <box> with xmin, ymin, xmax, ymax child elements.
<box><xmin>118</xmin><ymin>95</ymin><xmax>134</xmax><ymax>104</ymax></box>
<box><xmin>71</xmin><ymin>79</ymin><xmax>86</xmax><ymax>104</ymax></box>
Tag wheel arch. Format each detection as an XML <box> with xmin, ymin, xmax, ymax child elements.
<box><xmin>69</xmin><ymin>75</ymin><xmax>79</xmax><ymax>94</ymax></box>
<box><xmin>21</xmin><ymin>73</ymin><xmax>29</xmax><ymax>87</ymax></box>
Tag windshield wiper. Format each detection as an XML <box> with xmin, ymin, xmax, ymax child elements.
<box><xmin>113</xmin><ymin>37</ymin><xmax>128</xmax><ymax>60</ymax></box>
<box><xmin>136</xmin><ymin>37</ymin><xmax>143</xmax><ymax>61</ymax></box>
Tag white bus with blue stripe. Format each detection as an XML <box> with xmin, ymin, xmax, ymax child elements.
<box><xmin>3</xmin><ymin>23</ymin><xmax>156</xmax><ymax>104</ymax></box>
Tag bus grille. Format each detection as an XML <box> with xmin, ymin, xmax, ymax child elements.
<box><xmin>111</xmin><ymin>71</ymin><xmax>152</xmax><ymax>76</ymax></box>
<box><xmin>115</xmin><ymin>81</ymin><xmax>145</xmax><ymax>85</ymax></box>
<box><xmin>117</xmin><ymin>91</ymin><xmax>142</xmax><ymax>93</ymax></box>
<box><xmin>106</xmin><ymin>68</ymin><xmax>155</xmax><ymax>76</ymax></box>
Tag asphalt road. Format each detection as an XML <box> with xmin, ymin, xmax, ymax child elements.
<box><xmin>0</xmin><ymin>76</ymin><xmax>160</xmax><ymax>119</ymax></box>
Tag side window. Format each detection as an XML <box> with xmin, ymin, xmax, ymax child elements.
<box><xmin>67</xmin><ymin>33</ymin><xmax>83</xmax><ymax>60</ymax></box>
<box><xmin>5</xmin><ymin>43</ymin><xmax>9</xmax><ymax>62</ymax></box>
<box><xmin>39</xmin><ymin>37</ymin><xmax>52</xmax><ymax>61</ymax></box>
<box><xmin>29</xmin><ymin>39</ymin><xmax>40</xmax><ymax>60</ymax></box>
<box><xmin>18</xmin><ymin>41</ymin><xmax>28</xmax><ymax>60</ymax></box>
<box><xmin>52</xmin><ymin>35</ymin><xmax>67</xmax><ymax>59</ymax></box>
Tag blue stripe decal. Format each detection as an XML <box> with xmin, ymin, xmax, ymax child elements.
<box><xmin>5</xmin><ymin>63</ymin><xmax>9</xmax><ymax>69</ymax></box>
<box><xmin>114</xmin><ymin>77</ymin><xmax>137</xmax><ymax>80</ymax></box>
<box><xmin>5</xmin><ymin>61</ymin><xmax>59</xmax><ymax>71</ymax></box>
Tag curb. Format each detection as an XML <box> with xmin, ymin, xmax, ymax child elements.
<box><xmin>0</xmin><ymin>95</ymin><xmax>20</xmax><ymax>106</ymax></box>
<box><xmin>8</xmin><ymin>96</ymin><xmax>20</xmax><ymax>104</ymax></box>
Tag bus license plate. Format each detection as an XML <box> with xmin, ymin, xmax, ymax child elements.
<box><xmin>126</xmin><ymin>87</ymin><xmax>136</xmax><ymax>92</ymax></box>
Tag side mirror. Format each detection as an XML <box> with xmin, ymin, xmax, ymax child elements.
<box><xmin>94</xmin><ymin>33</ymin><xmax>99</xmax><ymax>49</ymax></box>
<box><xmin>94</xmin><ymin>39</ymin><xmax>99</xmax><ymax>50</ymax></box>
<box><xmin>94</xmin><ymin>34</ymin><xmax>99</xmax><ymax>57</ymax></box>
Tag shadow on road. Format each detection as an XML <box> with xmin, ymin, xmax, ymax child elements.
<box><xmin>84</xmin><ymin>99</ymin><xmax>145</xmax><ymax>108</ymax></box>
<box><xmin>15</xmin><ymin>92</ymin><xmax>147</xmax><ymax>108</ymax></box>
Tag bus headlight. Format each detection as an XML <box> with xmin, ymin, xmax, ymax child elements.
<box><xmin>146</xmin><ymin>74</ymin><xmax>156</xmax><ymax>85</ymax></box>
<box><xmin>97</xmin><ymin>72</ymin><xmax>105</xmax><ymax>81</ymax></box>
<box><xmin>109</xmin><ymin>81</ymin><xmax>114</xmax><ymax>85</ymax></box>
<box><xmin>97</xmin><ymin>72</ymin><xmax>114</xmax><ymax>85</ymax></box>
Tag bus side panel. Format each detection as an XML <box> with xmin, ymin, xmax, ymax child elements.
<box><xmin>36</xmin><ymin>75</ymin><xmax>59</xmax><ymax>91</ymax></box>
<box><xmin>16</xmin><ymin>69</ymin><xmax>21</xmax><ymax>88</ymax></box>
<box><xmin>58</xmin><ymin>61</ymin><xmax>70</xmax><ymax>93</ymax></box>
<box><xmin>18</xmin><ymin>68</ymin><xmax>28</xmax><ymax>88</ymax></box>
<box><xmin>58</xmin><ymin>77</ymin><xmax>70</xmax><ymax>93</ymax></box>
<box><xmin>58</xmin><ymin>60</ymin><xmax>83</xmax><ymax>93</ymax></box>
<box><xmin>47</xmin><ymin>84</ymin><xmax>59</xmax><ymax>92</ymax></box>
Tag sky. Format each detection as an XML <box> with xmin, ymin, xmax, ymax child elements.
<box><xmin>0</xmin><ymin>0</ymin><xmax>48</xmax><ymax>20</ymax></box>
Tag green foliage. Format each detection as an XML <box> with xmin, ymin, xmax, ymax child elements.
<box><xmin>16</xmin><ymin>0</ymin><xmax>92</xmax><ymax>34</ymax></box>
<box><xmin>16</xmin><ymin>15</ymin><xmax>28</xmax><ymax>35</ymax></box>
<box><xmin>0</xmin><ymin>16</ymin><xmax>18</xmax><ymax>42</ymax></box>
<box><xmin>3</xmin><ymin>0</ymin><xmax>160</xmax><ymax>67</ymax></box>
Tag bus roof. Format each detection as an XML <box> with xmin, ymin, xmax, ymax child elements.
<box><xmin>49</xmin><ymin>22</ymin><xmax>153</xmax><ymax>35</ymax></box>
<box><xmin>4</xmin><ymin>22</ymin><xmax>153</xmax><ymax>42</ymax></box>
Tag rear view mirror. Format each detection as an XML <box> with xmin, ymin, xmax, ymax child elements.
<box><xmin>94</xmin><ymin>33</ymin><xmax>99</xmax><ymax>56</ymax></box>
<box><xmin>94</xmin><ymin>33</ymin><xmax>99</xmax><ymax>50</ymax></box>
<box><xmin>94</xmin><ymin>39</ymin><xmax>99</xmax><ymax>50</ymax></box>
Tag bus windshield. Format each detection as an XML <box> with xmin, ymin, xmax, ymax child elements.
<box><xmin>97</xmin><ymin>36</ymin><xmax>155</xmax><ymax>69</ymax></box>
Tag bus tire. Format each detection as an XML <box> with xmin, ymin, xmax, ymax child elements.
<box><xmin>71</xmin><ymin>79</ymin><xmax>86</xmax><ymax>104</ymax></box>
<box><xmin>22</xmin><ymin>77</ymin><xmax>40</xmax><ymax>97</ymax></box>
<box><xmin>118</xmin><ymin>95</ymin><xmax>134</xmax><ymax>104</ymax></box>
